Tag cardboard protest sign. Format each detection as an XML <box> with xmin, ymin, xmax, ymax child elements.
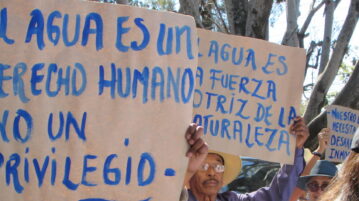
<box><xmin>193</xmin><ymin>29</ymin><xmax>306</xmax><ymax>164</ymax></box>
<box><xmin>325</xmin><ymin>105</ymin><xmax>359</xmax><ymax>162</ymax></box>
<box><xmin>0</xmin><ymin>0</ymin><xmax>198</xmax><ymax>200</ymax></box>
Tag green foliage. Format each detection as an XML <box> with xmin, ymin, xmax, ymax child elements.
<box><xmin>156</xmin><ymin>0</ymin><xmax>176</xmax><ymax>11</ymax></box>
<box><xmin>338</xmin><ymin>63</ymin><xmax>355</xmax><ymax>83</ymax></box>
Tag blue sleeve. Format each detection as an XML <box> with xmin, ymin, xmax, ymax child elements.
<box><xmin>224</xmin><ymin>148</ymin><xmax>305</xmax><ymax>201</ymax></box>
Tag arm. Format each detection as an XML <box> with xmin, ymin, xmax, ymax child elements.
<box><xmin>183</xmin><ymin>123</ymin><xmax>208</xmax><ymax>187</ymax></box>
<box><xmin>227</xmin><ymin>117</ymin><xmax>308</xmax><ymax>201</ymax></box>
<box><xmin>301</xmin><ymin>128</ymin><xmax>329</xmax><ymax>175</ymax></box>
<box><xmin>289</xmin><ymin>128</ymin><xmax>330</xmax><ymax>201</ymax></box>
<box><xmin>180</xmin><ymin>124</ymin><xmax>208</xmax><ymax>201</ymax></box>
<box><xmin>232</xmin><ymin>148</ymin><xmax>305</xmax><ymax>201</ymax></box>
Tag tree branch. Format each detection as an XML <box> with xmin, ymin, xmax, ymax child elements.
<box><xmin>179</xmin><ymin>0</ymin><xmax>205</xmax><ymax>28</ymax></box>
<box><xmin>303</xmin><ymin>0</ymin><xmax>359</xmax><ymax>124</ymax></box>
<box><xmin>212</xmin><ymin>0</ymin><xmax>229</xmax><ymax>33</ymax></box>
<box><xmin>281</xmin><ymin>0</ymin><xmax>300</xmax><ymax>46</ymax></box>
<box><xmin>207</xmin><ymin>14</ymin><xmax>226</xmax><ymax>33</ymax></box>
<box><xmin>298</xmin><ymin>0</ymin><xmax>325</xmax><ymax>39</ymax></box>
<box><xmin>318</xmin><ymin>0</ymin><xmax>334</xmax><ymax>74</ymax></box>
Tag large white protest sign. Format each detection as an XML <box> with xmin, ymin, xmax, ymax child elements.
<box><xmin>0</xmin><ymin>0</ymin><xmax>197</xmax><ymax>200</ymax></box>
<box><xmin>193</xmin><ymin>29</ymin><xmax>306</xmax><ymax>164</ymax></box>
<box><xmin>325</xmin><ymin>105</ymin><xmax>359</xmax><ymax>162</ymax></box>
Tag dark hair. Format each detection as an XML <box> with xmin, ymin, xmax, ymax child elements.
<box><xmin>319</xmin><ymin>151</ymin><xmax>359</xmax><ymax>201</ymax></box>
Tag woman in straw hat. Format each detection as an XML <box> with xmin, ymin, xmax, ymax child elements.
<box><xmin>318</xmin><ymin>128</ymin><xmax>359</xmax><ymax>201</ymax></box>
<box><xmin>182</xmin><ymin>116</ymin><xmax>309</xmax><ymax>201</ymax></box>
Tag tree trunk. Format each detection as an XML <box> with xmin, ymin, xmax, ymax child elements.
<box><xmin>298</xmin><ymin>0</ymin><xmax>325</xmax><ymax>48</ymax></box>
<box><xmin>306</xmin><ymin>61</ymin><xmax>359</xmax><ymax>149</ymax></box>
<box><xmin>245</xmin><ymin>0</ymin><xmax>272</xmax><ymax>40</ymax></box>
<box><xmin>281</xmin><ymin>0</ymin><xmax>300</xmax><ymax>46</ymax></box>
<box><xmin>225</xmin><ymin>0</ymin><xmax>248</xmax><ymax>35</ymax></box>
<box><xmin>179</xmin><ymin>0</ymin><xmax>204</xmax><ymax>28</ymax></box>
<box><xmin>318</xmin><ymin>0</ymin><xmax>334</xmax><ymax>74</ymax></box>
<box><xmin>303</xmin><ymin>0</ymin><xmax>359</xmax><ymax>124</ymax></box>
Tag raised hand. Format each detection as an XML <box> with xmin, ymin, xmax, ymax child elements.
<box><xmin>316</xmin><ymin>128</ymin><xmax>330</xmax><ymax>153</ymax></box>
<box><xmin>184</xmin><ymin>123</ymin><xmax>208</xmax><ymax>186</ymax></box>
<box><xmin>289</xmin><ymin>116</ymin><xmax>309</xmax><ymax>149</ymax></box>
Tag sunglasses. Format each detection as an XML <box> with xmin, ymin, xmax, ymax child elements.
<box><xmin>306</xmin><ymin>181</ymin><xmax>329</xmax><ymax>192</ymax></box>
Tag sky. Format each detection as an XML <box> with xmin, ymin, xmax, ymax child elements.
<box><xmin>270</xmin><ymin>1</ymin><xmax>359</xmax><ymax>49</ymax></box>
<box><xmin>269</xmin><ymin>1</ymin><xmax>358</xmax><ymax>102</ymax></box>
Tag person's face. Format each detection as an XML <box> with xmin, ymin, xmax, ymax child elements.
<box><xmin>306</xmin><ymin>176</ymin><xmax>331</xmax><ymax>201</ymax></box>
<box><xmin>189</xmin><ymin>153</ymin><xmax>224</xmax><ymax>197</ymax></box>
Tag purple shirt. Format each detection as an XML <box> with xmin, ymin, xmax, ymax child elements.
<box><xmin>187</xmin><ymin>148</ymin><xmax>305</xmax><ymax>201</ymax></box>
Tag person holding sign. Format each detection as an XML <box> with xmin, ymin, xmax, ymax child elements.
<box><xmin>182</xmin><ymin>116</ymin><xmax>309</xmax><ymax>201</ymax></box>
<box><xmin>318</xmin><ymin>128</ymin><xmax>359</xmax><ymax>201</ymax></box>
<box><xmin>290</xmin><ymin>128</ymin><xmax>331</xmax><ymax>201</ymax></box>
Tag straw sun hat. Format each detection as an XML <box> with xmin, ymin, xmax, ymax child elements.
<box><xmin>208</xmin><ymin>150</ymin><xmax>242</xmax><ymax>186</ymax></box>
